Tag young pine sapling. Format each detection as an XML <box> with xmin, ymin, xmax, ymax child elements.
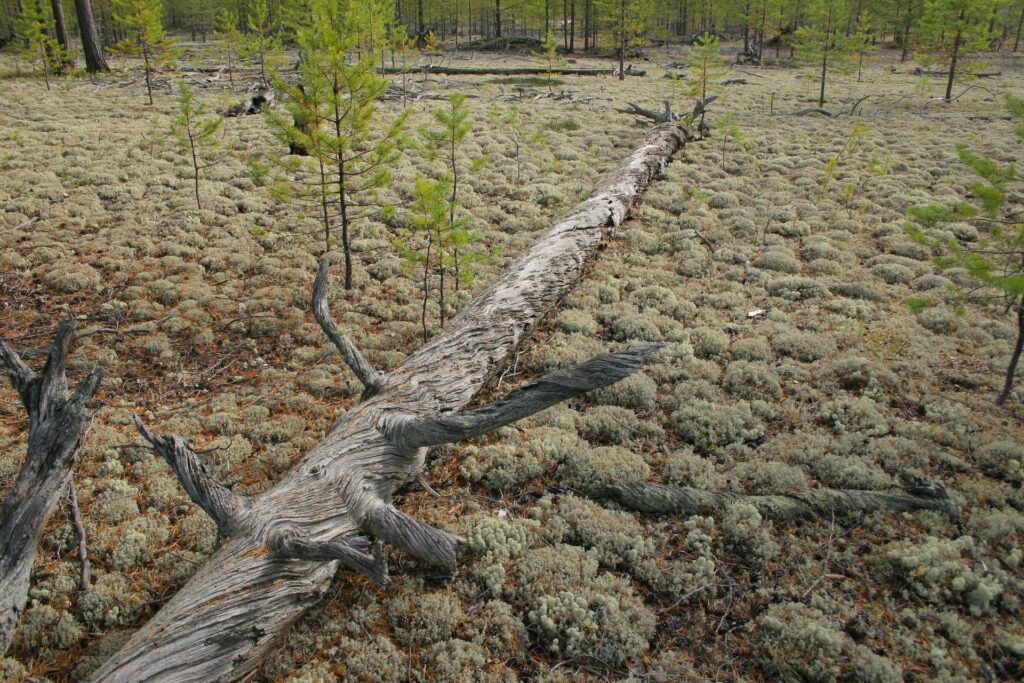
<box><xmin>213</xmin><ymin>8</ymin><xmax>241</xmax><ymax>87</ymax></box>
<box><xmin>534</xmin><ymin>29</ymin><xmax>565</xmax><ymax>92</ymax></box>
<box><xmin>419</xmin><ymin>93</ymin><xmax>487</xmax><ymax>293</ymax></box>
<box><xmin>820</xmin><ymin>120</ymin><xmax>868</xmax><ymax>200</ymax></box>
<box><xmin>267</xmin><ymin>0</ymin><xmax>408</xmax><ymax>289</ymax></box>
<box><xmin>113</xmin><ymin>0</ymin><xmax>179</xmax><ymax>105</ymax></box>
<box><xmin>686</xmin><ymin>32</ymin><xmax>727</xmax><ymax>137</ymax></box>
<box><xmin>170</xmin><ymin>82</ymin><xmax>222</xmax><ymax>210</ymax></box>
<box><xmin>13</xmin><ymin>2</ymin><xmax>61</xmax><ymax>90</ymax></box>
<box><xmin>241</xmin><ymin>0</ymin><xmax>280</xmax><ymax>87</ymax></box>
<box><xmin>905</xmin><ymin>93</ymin><xmax>1024</xmax><ymax>405</ymax></box>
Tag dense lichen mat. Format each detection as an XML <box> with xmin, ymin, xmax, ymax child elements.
<box><xmin>1</xmin><ymin>44</ymin><xmax>1023</xmax><ymax>681</ymax></box>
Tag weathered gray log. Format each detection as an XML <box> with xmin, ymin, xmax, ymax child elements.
<box><xmin>381</xmin><ymin>64</ymin><xmax>646</xmax><ymax>77</ymax></box>
<box><xmin>604</xmin><ymin>481</ymin><xmax>959</xmax><ymax>520</ymax></box>
<box><xmin>0</xmin><ymin>321</ymin><xmax>101</xmax><ymax>656</ymax></box>
<box><xmin>90</xmin><ymin>122</ymin><xmax>687</xmax><ymax>682</ymax></box>
<box><xmin>225</xmin><ymin>88</ymin><xmax>274</xmax><ymax>117</ymax></box>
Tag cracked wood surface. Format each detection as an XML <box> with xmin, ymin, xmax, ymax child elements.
<box><xmin>0</xmin><ymin>321</ymin><xmax>101</xmax><ymax>656</ymax></box>
<box><xmin>90</xmin><ymin>123</ymin><xmax>687</xmax><ymax>682</ymax></box>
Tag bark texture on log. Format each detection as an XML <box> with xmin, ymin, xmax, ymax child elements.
<box><xmin>90</xmin><ymin>123</ymin><xmax>687</xmax><ymax>682</ymax></box>
<box><xmin>0</xmin><ymin>321</ymin><xmax>101</xmax><ymax>656</ymax></box>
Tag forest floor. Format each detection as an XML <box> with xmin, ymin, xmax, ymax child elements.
<box><xmin>1</xmin><ymin>43</ymin><xmax>1023</xmax><ymax>682</ymax></box>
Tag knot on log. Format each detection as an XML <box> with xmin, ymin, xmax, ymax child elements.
<box><xmin>270</xmin><ymin>528</ymin><xmax>390</xmax><ymax>588</ymax></box>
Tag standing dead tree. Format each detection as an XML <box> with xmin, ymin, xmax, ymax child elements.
<box><xmin>89</xmin><ymin>123</ymin><xmax>689</xmax><ymax>682</ymax></box>
<box><xmin>0</xmin><ymin>321</ymin><xmax>101</xmax><ymax>656</ymax></box>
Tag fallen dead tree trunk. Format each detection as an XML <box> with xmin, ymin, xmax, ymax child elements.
<box><xmin>0</xmin><ymin>322</ymin><xmax>101</xmax><ymax>655</ymax></box>
<box><xmin>381</xmin><ymin>64</ymin><xmax>646</xmax><ymax>77</ymax></box>
<box><xmin>90</xmin><ymin>123</ymin><xmax>687</xmax><ymax>682</ymax></box>
<box><xmin>604</xmin><ymin>481</ymin><xmax>958</xmax><ymax>520</ymax></box>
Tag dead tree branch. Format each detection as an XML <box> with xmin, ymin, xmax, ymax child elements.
<box><xmin>604</xmin><ymin>481</ymin><xmax>959</xmax><ymax>520</ymax></box>
<box><xmin>0</xmin><ymin>321</ymin><xmax>101</xmax><ymax>656</ymax></box>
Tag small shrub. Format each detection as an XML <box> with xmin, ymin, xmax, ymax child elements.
<box><xmin>722</xmin><ymin>361</ymin><xmax>782</xmax><ymax>399</ymax></box>
<box><xmin>670</xmin><ymin>400</ymin><xmax>764</xmax><ymax>451</ymax></box>
<box><xmin>558</xmin><ymin>445</ymin><xmax>649</xmax><ymax>495</ymax></box>
<box><xmin>720</xmin><ymin>502</ymin><xmax>778</xmax><ymax>562</ymax></box>
<box><xmin>387</xmin><ymin>589</ymin><xmax>464</xmax><ymax>646</ymax></box>
<box><xmin>772</xmin><ymin>330</ymin><xmax>836</xmax><ymax>362</ymax></box>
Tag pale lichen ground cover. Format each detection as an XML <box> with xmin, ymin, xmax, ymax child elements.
<box><xmin>1</xmin><ymin>46</ymin><xmax>1022</xmax><ymax>681</ymax></box>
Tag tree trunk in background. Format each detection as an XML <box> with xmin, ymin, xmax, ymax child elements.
<box><xmin>1014</xmin><ymin>4</ymin><xmax>1023</xmax><ymax>52</ymax></box>
<box><xmin>73</xmin><ymin>0</ymin><xmax>109</xmax><ymax>71</ymax></box>
<box><xmin>50</xmin><ymin>0</ymin><xmax>73</xmax><ymax>65</ymax></box>
<box><xmin>569</xmin><ymin>0</ymin><xmax>575</xmax><ymax>51</ymax></box>
<box><xmin>495</xmin><ymin>0</ymin><xmax>501</xmax><ymax>37</ymax></box>
<box><xmin>944</xmin><ymin>10</ymin><xmax>964</xmax><ymax>102</ymax></box>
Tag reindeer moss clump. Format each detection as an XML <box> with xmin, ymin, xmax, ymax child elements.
<box><xmin>97</xmin><ymin>515</ymin><xmax>170</xmax><ymax>571</ymax></box>
<box><xmin>751</xmin><ymin>602</ymin><xmax>901</xmax><ymax>683</ymax></box>
<box><xmin>590</xmin><ymin>371</ymin><xmax>657</xmax><ymax>408</ymax></box>
<box><xmin>772</xmin><ymin>330</ymin><xmax>836</xmax><ymax>362</ymax></box>
<box><xmin>523</xmin><ymin>569</ymin><xmax>655</xmax><ymax>666</ymax></box>
<box><xmin>18</xmin><ymin>603</ymin><xmax>83</xmax><ymax>650</ymax></box>
<box><xmin>387</xmin><ymin>588</ymin><xmax>465</xmax><ymax>647</ymax></box>
<box><xmin>720</xmin><ymin>502</ymin><xmax>778</xmax><ymax>562</ymax></box>
<box><xmin>819</xmin><ymin>395</ymin><xmax>889</xmax><ymax>437</ymax></box>
<box><xmin>537</xmin><ymin>495</ymin><xmax>656</xmax><ymax>577</ymax></box>
<box><xmin>554</xmin><ymin>309</ymin><xmax>598</xmax><ymax>335</ymax></box>
<box><xmin>558</xmin><ymin>445</ymin><xmax>649</xmax><ymax>494</ymax></box>
<box><xmin>670</xmin><ymin>400</ymin><xmax>764</xmax><ymax>452</ymax></box>
<box><xmin>463</xmin><ymin>514</ymin><xmax>533</xmax><ymax>561</ymax></box>
<box><xmin>461</xmin><ymin>427</ymin><xmax>579</xmax><ymax>491</ymax></box>
<box><xmin>79</xmin><ymin>573</ymin><xmax>146</xmax><ymax>629</ymax></box>
<box><xmin>722</xmin><ymin>361</ymin><xmax>782</xmax><ymax>399</ymax></box>
<box><xmin>334</xmin><ymin>635</ymin><xmax>408</xmax><ymax>683</ymax></box>
<box><xmin>879</xmin><ymin>536</ymin><xmax>1003</xmax><ymax>616</ymax></box>
<box><xmin>575</xmin><ymin>405</ymin><xmax>640</xmax><ymax>444</ymax></box>
<box><xmin>421</xmin><ymin>639</ymin><xmax>491</xmax><ymax>682</ymax></box>
<box><xmin>974</xmin><ymin>440</ymin><xmax>1023</xmax><ymax>483</ymax></box>
<box><xmin>463</xmin><ymin>600</ymin><xmax>528</xmax><ymax>661</ymax></box>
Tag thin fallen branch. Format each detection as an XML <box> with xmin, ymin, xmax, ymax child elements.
<box><xmin>603</xmin><ymin>481</ymin><xmax>959</xmax><ymax>520</ymax></box>
<box><xmin>380</xmin><ymin>64</ymin><xmax>646</xmax><ymax>77</ymax></box>
<box><xmin>68</xmin><ymin>477</ymin><xmax>91</xmax><ymax>592</ymax></box>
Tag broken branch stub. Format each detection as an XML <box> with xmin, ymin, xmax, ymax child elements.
<box><xmin>0</xmin><ymin>321</ymin><xmax>101</xmax><ymax>656</ymax></box>
<box><xmin>312</xmin><ymin>257</ymin><xmax>383</xmax><ymax>397</ymax></box>
<box><xmin>91</xmin><ymin>123</ymin><xmax>687</xmax><ymax>682</ymax></box>
<box><xmin>133</xmin><ymin>414</ymin><xmax>249</xmax><ymax>534</ymax></box>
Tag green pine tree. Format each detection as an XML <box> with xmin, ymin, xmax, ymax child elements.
<box><xmin>266</xmin><ymin>0</ymin><xmax>408</xmax><ymax>290</ymax></box>
<box><xmin>113</xmin><ymin>0</ymin><xmax>179</xmax><ymax>105</ymax></box>
<box><xmin>14</xmin><ymin>2</ymin><xmax>59</xmax><ymax>90</ymax></box>
<box><xmin>905</xmin><ymin>93</ymin><xmax>1024</xmax><ymax>405</ymax></box>
<box><xmin>170</xmin><ymin>82</ymin><xmax>222</xmax><ymax>211</ymax></box>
